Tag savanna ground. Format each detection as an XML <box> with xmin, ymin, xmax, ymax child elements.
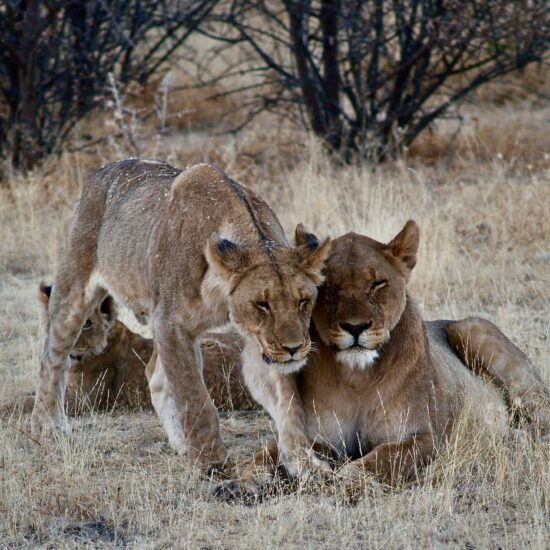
<box><xmin>1</xmin><ymin>67</ymin><xmax>550</xmax><ymax>548</ymax></box>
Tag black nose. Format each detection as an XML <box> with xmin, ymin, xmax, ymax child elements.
<box><xmin>340</xmin><ymin>322</ymin><xmax>372</xmax><ymax>340</ymax></box>
<box><xmin>283</xmin><ymin>345</ymin><xmax>301</xmax><ymax>357</ymax></box>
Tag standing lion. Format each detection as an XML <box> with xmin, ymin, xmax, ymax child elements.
<box><xmin>31</xmin><ymin>159</ymin><xmax>329</xmax><ymax>473</ymax></box>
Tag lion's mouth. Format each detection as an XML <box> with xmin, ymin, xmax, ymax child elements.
<box><xmin>331</xmin><ymin>343</ymin><xmax>374</xmax><ymax>352</ymax></box>
<box><xmin>262</xmin><ymin>353</ymin><xmax>298</xmax><ymax>365</ymax></box>
<box><xmin>262</xmin><ymin>353</ymin><xmax>307</xmax><ymax>373</ymax></box>
<box><xmin>263</xmin><ymin>353</ymin><xmax>276</xmax><ymax>364</ymax></box>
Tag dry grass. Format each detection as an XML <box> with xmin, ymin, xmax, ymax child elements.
<box><xmin>1</xmin><ymin>79</ymin><xmax>549</xmax><ymax>548</ymax></box>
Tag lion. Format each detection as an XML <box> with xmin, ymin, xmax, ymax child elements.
<box><xmin>38</xmin><ymin>283</ymin><xmax>151</xmax><ymax>412</ymax></box>
<box><xmin>2</xmin><ymin>286</ymin><xmax>255</xmax><ymax>418</ymax></box>
<box><xmin>234</xmin><ymin>221</ymin><xmax>550</xmax><ymax>494</ymax></box>
<box><xmin>38</xmin><ymin>282</ymin><xmax>256</xmax><ymax>413</ymax></box>
<box><xmin>4</xmin><ymin>285</ymin><xmax>148</xmax><ymax>417</ymax></box>
<box><xmin>31</xmin><ymin>159</ymin><xmax>329</xmax><ymax>472</ymax></box>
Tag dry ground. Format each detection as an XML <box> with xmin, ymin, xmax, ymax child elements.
<box><xmin>0</xmin><ymin>83</ymin><xmax>549</xmax><ymax>548</ymax></box>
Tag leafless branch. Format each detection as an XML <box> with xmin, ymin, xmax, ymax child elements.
<box><xmin>199</xmin><ymin>0</ymin><xmax>550</xmax><ymax>161</ymax></box>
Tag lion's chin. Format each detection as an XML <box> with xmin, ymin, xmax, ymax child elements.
<box><xmin>262</xmin><ymin>355</ymin><xmax>308</xmax><ymax>374</ymax></box>
<box><xmin>336</xmin><ymin>348</ymin><xmax>379</xmax><ymax>370</ymax></box>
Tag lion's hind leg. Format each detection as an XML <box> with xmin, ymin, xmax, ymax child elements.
<box><xmin>31</xmin><ymin>277</ymin><xmax>107</xmax><ymax>438</ymax></box>
<box><xmin>149</xmin><ymin>315</ymin><xmax>228</xmax><ymax>472</ymax></box>
<box><xmin>447</xmin><ymin>317</ymin><xmax>550</xmax><ymax>440</ymax></box>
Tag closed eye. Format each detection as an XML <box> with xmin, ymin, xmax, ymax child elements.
<box><xmin>322</xmin><ymin>286</ymin><xmax>338</xmax><ymax>299</ymax></box>
<box><xmin>371</xmin><ymin>280</ymin><xmax>387</xmax><ymax>292</ymax></box>
<box><xmin>255</xmin><ymin>300</ymin><xmax>270</xmax><ymax>312</ymax></box>
<box><xmin>299</xmin><ymin>298</ymin><xmax>310</xmax><ymax>310</ymax></box>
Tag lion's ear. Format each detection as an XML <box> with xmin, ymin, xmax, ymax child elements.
<box><xmin>295</xmin><ymin>225</ymin><xmax>331</xmax><ymax>285</ymax></box>
<box><xmin>386</xmin><ymin>220</ymin><xmax>419</xmax><ymax>272</ymax></box>
<box><xmin>100</xmin><ymin>295</ymin><xmax>116</xmax><ymax>321</ymax></box>
<box><xmin>294</xmin><ymin>223</ymin><xmax>320</xmax><ymax>249</ymax></box>
<box><xmin>205</xmin><ymin>235</ymin><xmax>251</xmax><ymax>280</ymax></box>
<box><xmin>38</xmin><ymin>283</ymin><xmax>52</xmax><ymax>329</ymax></box>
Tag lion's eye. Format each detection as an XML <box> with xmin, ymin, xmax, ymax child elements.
<box><xmin>371</xmin><ymin>280</ymin><xmax>387</xmax><ymax>292</ymax></box>
<box><xmin>82</xmin><ymin>319</ymin><xmax>93</xmax><ymax>331</ymax></box>
<box><xmin>255</xmin><ymin>300</ymin><xmax>270</xmax><ymax>312</ymax></box>
<box><xmin>299</xmin><ymin>298</ymin><xmax>310</xmax><ymax>310</ymax></box>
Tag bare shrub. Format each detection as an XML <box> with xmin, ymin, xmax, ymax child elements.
<box><xmin>201</xmin><ymin>0</ymin><xmax>550</xmax><ymax>161</ymax></box>
<box><xmin>0</xmin><ymin>0</ymin><xmax>217</xmax><ymax>172</ymax></box>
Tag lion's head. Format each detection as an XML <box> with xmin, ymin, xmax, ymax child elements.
<box><xmin>38</xmin><ymin>284</ymin><xmax>116</xmax><ymax>363</ymax></box>
<box><xmin>312</xmin><ymin>221</ymin><xmax>419</xmax><ymax>370</ymax></box>
<box><xmin>206</xmin><ymin>224</ymin><xmax>331</xmax><ymax>374</ymax></box>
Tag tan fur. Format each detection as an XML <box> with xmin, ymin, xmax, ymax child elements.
<box><xmin>446</xmin><ymin>317</ymin><xmax>550</xmax><ymax>439</ymax></box>
<box><xmin>238</xmin><ymin>222</ymin><xmax>550</xmax><ymax>494</ymax></box>
<box><xmin>38</xmin><ymin>283</ymin><xmax>151</xmax><ymax>412</ymax></box>
<box><xmin>30</xmin><ymin>159</ymin><xmax>329</xmax><ymax>471</ymax></box>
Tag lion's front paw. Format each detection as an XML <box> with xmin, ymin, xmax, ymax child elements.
<box><xmin>334</xmin><ymin>462</ymin><xmax>378</xmax><ymax>503</ymax></box>
<box><xmin>196</xmin><ymin>456</ymin><xmax>235</xmax><ymax>483</ymax></box>
<box><xmin>213</xmin><ymin>479</ymin><xmax>262</xmax><ymax>505</ymax></box>
<box><xmin>283</xmin><ymin>449</ymin><xmax>332</xmax><ymax>480</ymax></box>
<box><xmin>188</xmin><ymin>440</ymin><xmax>233</xmax><ymax>479</ymax></box>
<box><xmin>307</xmin><ymin>453</ymin><xmax>333</xmax><ymax>477</ymax></box>
<box><xmin>30</xmin><ymin>408</ymin><xmax>70</xmax><ymax>439</ymax></box>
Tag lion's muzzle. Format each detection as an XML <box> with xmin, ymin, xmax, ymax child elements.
<box><xmin>261</xmin><ymin>340</ymin><xmax>310</xmax><ymax>373</ymax></box>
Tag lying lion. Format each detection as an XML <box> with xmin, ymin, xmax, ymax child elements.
<box><xmin>235</xmin><ymin>221</ymin><xmax>550</xmax><ymax>493</ymax></box>
<box><xmin>1</xmin><ymin>285</ymin><xmax>255</xmax><ymax>418</ymax></box>
<box><xmin>38</xmin><ymin>284</ymin><xmax>151</xmax><ymax>413</ymax></box>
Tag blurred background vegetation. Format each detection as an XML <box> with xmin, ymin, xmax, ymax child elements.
<box><xmin>0</xmin><ymin>0</ymin><xmax>549</xmax><ymax>173</ymax></box>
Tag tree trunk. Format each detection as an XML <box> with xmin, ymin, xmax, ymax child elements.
<box><xmin>14</xmin><ymin>0</ymin><xmax>41</xmax><ymax>171</ymax></box>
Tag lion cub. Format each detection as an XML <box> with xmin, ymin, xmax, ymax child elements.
<box><xmin>238</xmin><ymin>222</ymin><xmax>550</xmax><ymax>493</ymax></box>
<box><xmin>37</xmin><ymin>284</ymin><xmax>255</xmax><ymax>414</ymax></box>
<box><xmin>2</xmin><ymin>286</ymin><xmax>256</xmax><ymax>418</ymax></box>
<box><xmin>38</xmin><ymin>283</ymin><xmax>152</xmax><ymax>412</ymax></box>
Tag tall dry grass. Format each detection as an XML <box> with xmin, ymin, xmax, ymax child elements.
<box><xmin>0</xmin><ymin>79</ymin><xmax>549</xmax><ymax>547</ymax></box>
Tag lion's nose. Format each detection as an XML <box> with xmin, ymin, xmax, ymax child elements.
<box><xmin>283</xmin><ymin>345</ymin><xmax>301</xmax><ymax>357</ymax></box>
<box><xmin>340</xmin><ymin>322</ymin><xmax>372</xmax><ymax>340</ymax></box>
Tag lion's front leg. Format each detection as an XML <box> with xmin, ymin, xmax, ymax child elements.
<box><xmin>31</xmin><ymin>283</ymin><xmax>102</xmax><ymax>437</ymax></box>
<box><xmin>215</xmin><ymin>440</ymin><xmax>281</xmax><ymax>502</ymax></box>
<box><xmin>337</xmin><ymin>432</ymin><xmax>436</xmax><ymax>497</ymax></box>
<box><xmin>31</xmin><ymin>352</ymin><xmax>70</xmax><ymax>436</ymax></box>
<box><xmin>271</xmin><ymin>374</ymin><xmax>331</xmax><ymax>478</ymax></box>
<box><xmin>241</xmin><ymin>344</ymin><xmax>330</xmax><ymax>478</ymax></box>
<box><xmin>151</xmin><ymin>316</ymin><xmax>228</xmax><ymax>473</ymax></box>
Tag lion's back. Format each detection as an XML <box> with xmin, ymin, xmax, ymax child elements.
<box><xmin>427</xmin><ymin>320</ymin><xmax>508</xmax><ymax>437</ymax></box>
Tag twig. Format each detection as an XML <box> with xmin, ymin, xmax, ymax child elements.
<box><xmin>10</xmin><ymin>425</ymin><xmax>42</xmax><ymax>446</ymax></box>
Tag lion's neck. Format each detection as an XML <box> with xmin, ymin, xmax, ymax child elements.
<box><xmin>376</xmin><ymin>294</ymin><xmax>430</xmax><ymax>373</ymax></box>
